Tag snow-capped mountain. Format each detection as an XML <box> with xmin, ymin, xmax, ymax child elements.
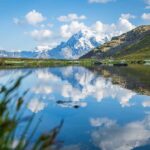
<box><xmin>0</xmin><ymin>30</ymin><xmax>108</xmax><ymax>59</ymax></box>
<box><xmin>48</xmin><ymin>30</ymin><xmax>106</xmax><ymax>59</ymax></box>
<box><xmin>0</xmin><ymin>50</ymin><xmax>38</xmax><ymax>58</ymax></box>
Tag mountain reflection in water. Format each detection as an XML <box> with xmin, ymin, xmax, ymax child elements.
<box><xmin>0</xmin><ymin>65</ymin><xmax>150</xmax><ymax>150</ymax></box>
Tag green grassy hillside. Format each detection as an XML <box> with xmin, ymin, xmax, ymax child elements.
<box><xmin>115</xmin><ymin>35</ymin><xmax>150</xmax><ymax>60</ymax></box>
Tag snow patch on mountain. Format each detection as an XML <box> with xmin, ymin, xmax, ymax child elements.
<box><xmin>48</xmin><ymin>30</ymin><xmax>108</xmax><ymax>59</ymax></box>
<box><xmin>0</xmin><ymin>30</ymin><xmax>108</xmax><ymax>59</ymax></box>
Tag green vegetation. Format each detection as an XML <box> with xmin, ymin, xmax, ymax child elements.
<box><xmin>114</xmin><ymin>35</ymin><xmax>150</xmax><ymax>60</ymax></box>
<box><xmin>101</xmin><ymin>59</ymin><xmax>148</xmax><ymax>65</ymax></box>
<box><xmin>0</xmin><ymin>57</ymin><xmax>96</xmax><ymax>68</ymax></box>
<box><xmin>0</xmin><ymin>74</ymin><xmax>63</xmax><ymax>150</ymax></box>
<box><xmin>100</xmin><ymin>34</ymin><xmax>150</xmax><ymax>65</ymax></box>
<box><xmin>0</xmin><ymin>57</ymin><xmax>150</xmax><ymax>69</ymax></box>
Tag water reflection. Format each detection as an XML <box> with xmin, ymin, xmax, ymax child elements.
<box><xmin>27</xmin><ymin>99</ymin><xmax>47</xmax><ymax>113</ymax></box>
<box><xmin>22</xmin><ymin>67</ymin><xmax>137</xmax><ymax>108</ymax></box>
<box><xmin>91</xmin><ymin>65</ymin><xmax>150</xmax><ymax>96</ymax></box>
<box><xmin>90</xmin><ymin>115</ymin><xmax>150</xmax><ymax>150</ymax></box>
<box><xmin>0</xmin><ymin>66</ymin><xmax>150</xmax><ymax>150</ymax></box>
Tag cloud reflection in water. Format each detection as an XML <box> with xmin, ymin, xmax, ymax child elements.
<box><xmin>29</xmin><ymin>67</ymin><xmax>136</xmax><ymax>109</ymax></box>
<box><xmin>90</xmin><ymin>115</ymin><xmax>150</xmax><ymax>150</ymax></box>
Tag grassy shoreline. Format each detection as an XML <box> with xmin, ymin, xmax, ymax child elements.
<box><xmin>0</xmin><ymin>57</ymin><xmax>149</xmax><ymax>68</ymax></box>
<box><xmin>0</xmin><ymin>58</ymin><xmax>96</xmax><ymax>68</ymax></box>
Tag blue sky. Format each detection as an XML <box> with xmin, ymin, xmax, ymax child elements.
<box><xmin>0</xmin><ymin>0</ymin><xmax>150</xmax><ymax>51</ymax></box>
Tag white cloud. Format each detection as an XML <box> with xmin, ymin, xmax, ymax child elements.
<box><xmin>60</xmin><ymin>13</ymin><xmax>136</xmax><ymax>40</ymax></box>
<box><xmin>14</xmin><ymin>10</ymin><xmax>46</xmax><ymax>26</ymax></box>
<box><xmin>60</xmin><ymin>21</ymin><xmax>88</xmax><ymax>39</ymax></box>
<box><xmin>91</xmin><ymin>21</ymin><xmax>114</xmax><ymax>40</ymax></box>
<box><xmin>40</xmin><ymin>66</ymin><xmax>135</xmax><ymax>106</ymax></box>
<box><xmin>92</xmin><ymin>13</ymin><xmax>136</xmax><ymax>38</ymax></box>
<box><xmin>32</xmin><ymin>86</ymin><xmax>52</xmax><ymax>94</ymax></box>
<box><xmin>35</xmin><ymin>43</ymin><xmax>57</xmax><ymax>51</ymax></box>
<box><xmin>0</xmin><ymin>67</ymin><xmax>137</xmax><ymax>110</ymax></box>
<box><xmin>142</xmin><ymin>100</ymin><xmax>150</xmax><ymax>107</ymax></box>
<box><xmin>26</xmin><ymin>67</ymin><xmax>136</xmax><ymax>108</ymax></box>
<box><xmin>42</xmin><ymin>13</ymin><xmax>135</xmax><ymax>48</ymax></box>
<box><xmin>145</xmin><ymin>0</ymin><xmax>150</xmax><ymax>9</ymax></box>
<box><xmin>120</xmin><ymin>13</ymin><xmax>136</xmax><ymax>20</ymax></box>
<box><xmin>90</xmin><ymin>118</ymin><xmax>116</xmax><ymax>127</ymax></box>
<box><xmin>29</xmin><ymin>29</ymin><xmax>52</xmax><ymax>41</ymax></box>
<box><xmin>58</xmin><ymin>13</ymin><xmax>86</xmax><ymax>22</ymax></box>
<box><xmin>118</xmin><ymin>14</ymin><xmax>136</xmax><ymax>33</ymax></box>
<box><xmin>27</xmin><ymin>99</ymin><xmax>46</xmax><ymax>113</ymax></box>
<box><xmin>62</xmin><ymin>66</ymin><xmax>73</xmax><ymax>77</ymax></box>
<box><xmin>25</xmin><ymin>10</ymin><xmax>46</xmax><ymax>25</ymax></box>
<box><xmin>142</xmin><ymin>13</ymin><xmax>150</xmax><ymax>21</ymax></box>
<box><xmin>36</xmin><ymin>70</ymin><xmax>61</xmax><ymax>82</ymax></box>
<box><xmin>91</xmin><ymin>116</ymin><xmax>150</xmax><ymax>150</ymax></box>
<box><xmin>89</xmin><ymin>0</ymin><xmax>114</xmax><ymax>4</ymax></box>
<box><xmin>92</xmin><ymin>21</ymin><xmax>104</xmax><ymax>33</ymax></box>
<box><xmin>14</xmin><ymin>11</ymin><xmax>135</xmax><ymax>50</ymax></box>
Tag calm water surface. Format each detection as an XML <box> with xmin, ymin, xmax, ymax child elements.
<box><xmin>0</xmin><ymin>65</ymin><xmax>150</xmax><ymax>150</ymax></box>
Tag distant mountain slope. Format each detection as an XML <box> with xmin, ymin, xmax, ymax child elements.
<box><xmin>81</xmin><ymin>25</ymin><xmax>150</xmax><ymax>60</ymax></box>
<box><xmin>48</xmin><ymin>30</ymin><xmax>106</xmax><ymax>59</ymax></box>
<box><xmin>0</xmin><ymin>30</ymin><xmax>106</xmax><ymax>59</ymax></box>
<box><xmin>0</xmin><ymin>50</ymin><xmax>39</xmax><ymax>58</ymax></box>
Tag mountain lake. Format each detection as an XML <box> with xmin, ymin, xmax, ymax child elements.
<box><xmin>0</xmin><ymin>65</ymin><xmax>150</xmax><ymax>150</ymax></box>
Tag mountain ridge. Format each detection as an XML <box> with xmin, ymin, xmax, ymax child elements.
<box><xmin>81</xmin><ymin>25</ymin><xmax>150</xmax><ymax>60</ymax></box>
<box><xmin>0</xmin><ymin>30</ymin><xmax>105</xmax><ymax>59</ymax></box>
<box><xmin>47</xmin><ymin>30</ymin><xmax>105</xmax><ymax>59</ymax></box>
